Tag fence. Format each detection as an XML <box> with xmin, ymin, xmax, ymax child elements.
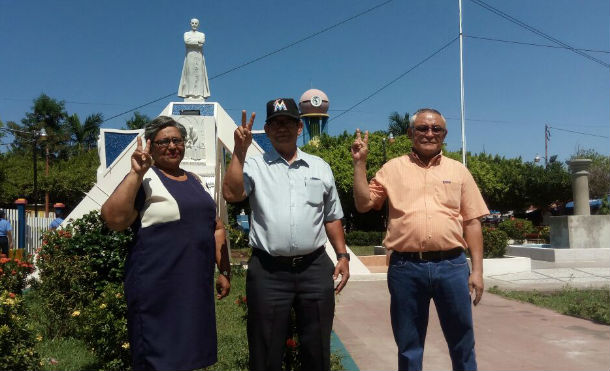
<box><xmin>5</xmin><ymin>208</ymin><xmax>55</xmax><ymax>257</ymax></box>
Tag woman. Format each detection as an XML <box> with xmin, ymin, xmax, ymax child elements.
<box><xmin>101</xmin><ymin>116</ymin><xmax>230</xmax><ymax>371</ymax></box>
<box><xmin>178</xmin><ymin>18</ymin><xmax>210</xmax><ymax>100</ymax></box>
<box><xmin>0</xmin><ymin>210</ymin><xmax>13</xmax><ymax>256</ymax></box>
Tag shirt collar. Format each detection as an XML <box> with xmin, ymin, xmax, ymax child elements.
<box><xmin>409</xmin><ymin>150</ymin><xmax>443</xmax><ymax>168</ymax></box>
<box><xmin>263</xmin><ymin>147</ymin><xmax>310</xmax><ymax>166</ymax></box>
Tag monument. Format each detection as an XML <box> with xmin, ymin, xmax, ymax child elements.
<box><xmin>178</xmin><ymin>18</ymin><xmax>210</xmax><ymax>101</ymax></box>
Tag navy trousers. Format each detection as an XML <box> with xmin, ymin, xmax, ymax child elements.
<box><xmin>246</xmin><ymin>249</ymin><xmax>335</xmax><ymax>371</ymax></box>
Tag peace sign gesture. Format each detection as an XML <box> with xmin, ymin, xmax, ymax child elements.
<box><xmin>351</xmin><ymin>128</ymin><xmax>369</xmax><ymax>163</ymax></box>
<box><xmin>131</xmin><ymin>136</ymin><xmax>153</xmax><ymax>176</ymax></box>
<box><xmin>234</xmin><ymin>110</ymin><xmax>256</xmax><ymax>157</ymax></box>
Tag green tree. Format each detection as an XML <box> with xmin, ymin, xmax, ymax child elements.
<box><xmin>0</xmin><ymin>147</ymin><xmax>98</xmax><ymax>209</ymax></box>
<box><xmin>388</xmin><ymin>111</ymin><xmax>410</xmax><ymax>136</ymax></box>
<box><xmin>67</xmin><ymin>113</ymin><xmax>103</xmax><ymax>152</ymax></box>
<box><xmin>8</xmin><ymin>94</ymin><xmax>70</xmax><ymax>158</ymax></box>
<box><xmin>125</xmin><ymin>111</ymin><xmax>150</xmax><ymax>130</ymax></box>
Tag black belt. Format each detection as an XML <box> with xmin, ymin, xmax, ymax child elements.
<box><xmin>394</xmin><ymin>247</ymin><xmax>463</xmax><ymax>261</ymax></box>
<box><xmin>253</xmin><ymin>246</ymin><xmax>325</xmax><ymax>268</ymax></box>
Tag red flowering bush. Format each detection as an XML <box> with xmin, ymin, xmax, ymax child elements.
<box><xmin>498</xmin><ymin>218</ymin><xmax>535</xmax><ymax>244</ymax></box>
<box><xmin>0</xmin><ymin>255</ymin><xmax>35</xmax><ymax>294</ymax></box>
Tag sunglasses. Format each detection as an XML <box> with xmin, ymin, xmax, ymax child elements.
<box><xmin>414</xmin><ymin>125</ymin><xmax>446</xmax><ymax>134</ymax></box>
<box><xmin>153</xmin><ymin>137</ymin><xmax>185</xmax><ymax>147</ymax></box>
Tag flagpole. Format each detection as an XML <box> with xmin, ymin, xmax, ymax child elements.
<box><xmin>459</xmin><ymin>0</ymin><xmax>467</xmax><ymax>166</ymax></box>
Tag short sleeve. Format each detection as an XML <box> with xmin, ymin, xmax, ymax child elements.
<box><xmin>323</xmin><ymin>170</ymin><xmax>344</xmax><ymax>221</ymax></box>
<box><xmin>460</xmin><ymin>168</ymin><xmax>489</xmax><ymax>221</ymax></box>
<box><xmin>369</xmin><ymin>167</ymin><xmax>389</xmax><ymax>211</ymax></box>
<box><xmin>243</xmin><ymin>158</ymin><xmax>255</xmax><ymax>196</ymax></box>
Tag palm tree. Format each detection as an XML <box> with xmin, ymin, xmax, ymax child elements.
<box><xmin>388</xmin><ymin>111</ymin><xmax>410</xmax><ymax>136</ymax></box>
<box><xmin>67</xmin><ymin>113</ymin><xmax>103</xmax><ymax>152</ymax></box>
<box><xmin>125</xmin><ymin>111</ymin><xmax>150</xmax><ymax>130</ymax></box>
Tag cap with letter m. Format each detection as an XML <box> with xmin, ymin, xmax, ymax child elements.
<box><xmin>265</xmin><ymin>98</ymin><xmax>300</xmax><ymax>122</ymax></box>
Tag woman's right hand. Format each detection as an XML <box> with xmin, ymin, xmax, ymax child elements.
<box><xmin>131</xmin><ymin>136</ymin><xmax>153</xmax><ymax>176</ymax></box>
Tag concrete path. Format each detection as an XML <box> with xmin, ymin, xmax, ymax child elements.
<box><xmin>333</xmin><ymin>279</ymin><xmax>610</xmax><ymax>371</ymax></box>
<box><xmin>486</xmin><ymin>267</ymin><xmax>610</xmax><ymax>290</ymax></box>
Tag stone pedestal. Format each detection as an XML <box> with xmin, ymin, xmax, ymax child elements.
<box><xmin>567</xmin><ymin>158</ymin><xmax>592</xmax><ymax>216</ymax></box>
<box><xmin>550</xmin><ymin>215</ymin><xmax>610</xmax><ymax>249</ymax></box>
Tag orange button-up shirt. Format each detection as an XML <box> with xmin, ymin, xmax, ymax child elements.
<box><xmin>369</xmin><ymin>152</ymin><xmax>489</xmax><ymax>253</ymax></box>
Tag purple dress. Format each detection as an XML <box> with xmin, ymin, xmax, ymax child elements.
<box><xmin>125</xmin><ymin>167</ymin><xmax>217</xmax><ymax>370</ymax></box>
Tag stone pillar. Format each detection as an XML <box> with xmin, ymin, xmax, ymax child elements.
<box><xmin>567</xmin><ymin>159</ymin><xmax>592</xmax><ymax>216</ymax></box>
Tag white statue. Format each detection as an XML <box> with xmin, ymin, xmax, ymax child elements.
<box><xmin>178</xmin><ymin>18</ymin><xmax>210</xmax><ymax>101</ymax></box>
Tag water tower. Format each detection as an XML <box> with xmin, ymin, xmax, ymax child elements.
<box><xmin>299</xmin><ymin>89</ymin><xmax>329</xmax><ymax>146</ymax></box>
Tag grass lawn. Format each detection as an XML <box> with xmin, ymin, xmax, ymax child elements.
<box><xmin>35</xmin><ymin>338</ymin><xmax>97</xmax><ymax>371</ymax></box>
<box><xmin>489</xmin><ymin>286</ymin><xmax>610</xmax><ymax>325</ymax></box>
<box><xmin>348</xmin><ymin>245</ymin><xmax>375</xmax><ymax>256</ymax></box>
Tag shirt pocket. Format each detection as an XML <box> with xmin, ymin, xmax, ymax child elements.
<box><xmin>437</xmin><ymin>180</ymin><xmax>462</xmax><ymax>209</ymax></box>
<box><xmin>305</xmin><ymin>178</ymin><xmax>324</xmax><ymax>206</ymax></box>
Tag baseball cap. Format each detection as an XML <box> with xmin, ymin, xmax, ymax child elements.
<box><xmin>265</xmin><ymin>98</ymin><xmax>300</xmax><ymax>123</ymax></box>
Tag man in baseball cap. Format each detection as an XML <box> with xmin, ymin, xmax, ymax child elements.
<box><xmin>223</xmin><ymin>98</ymin><xmax>350</xmax><ymax>371</ymax></box>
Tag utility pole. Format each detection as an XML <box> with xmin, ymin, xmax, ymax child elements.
<box><xmin>545</xmin><ymin>124</ymin><xmax>551</xmax><ymax>166</ymax></box>
<box><xmin>458</xmin><ymin>0</ymin><xmax>467</xmax><ymax>166</ymax></box>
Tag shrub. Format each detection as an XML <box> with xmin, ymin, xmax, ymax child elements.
<box><xmin>0</xmin><ymin>255</ymin><xmax>35</xmax><ymax>294</ymax></box>
<box><xmin>76</xmin><ymin>283</ymin><xmax>130</xmax><ymax>371</ymax></box>
<box><xmin>482</xmin><ymin>227</ymin><xmax>508</xmax><ymax>258</ymax></box>
<box><xmin>35</xmin><ymin>210</ymin><xmax>131</xmax><ymax>337</ymax></box>
<box><xmin>497</xmin><ymin>218</ymin><xmax>534</xmax><ymax>243</ymax></box>
<box><xmin>0</xmin><ymin>290</ymin><xmax>41</xmax><ymax>370</ymax></box>
<box><xmin>536</xmin><ymin>226</ymin><xmax>550</xmax><ymax>243</ymax></box>
<box><xmin>345</xmin><ymin>230</ymin><xmax>384</xmax><ymax>246</ymax></box>
<box><xmin>227</xmin><ymin>225</ymin><xmax>249</xmax><ymax>250</ymax></box>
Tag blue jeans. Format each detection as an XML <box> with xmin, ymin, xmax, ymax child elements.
<box><xmin>387</xmin><ymin>251</ymin><xmax>477</xmax><ymax>371</ymax></box>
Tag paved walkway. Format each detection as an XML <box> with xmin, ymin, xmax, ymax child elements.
<box><xmin>333</xmin><ymin>272</ymin><xmax>610</xmax><ymax>371</ymax></box>
<box><xmin>486</xmin><ymin>266</ymin><xmax>610</xmax><ymax>290</ymax></box>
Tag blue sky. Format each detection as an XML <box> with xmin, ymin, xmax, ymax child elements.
<box><xmin>1</xmin><ymin>0</ymin><xmax>608</xmax><ymax>163</ymax></box>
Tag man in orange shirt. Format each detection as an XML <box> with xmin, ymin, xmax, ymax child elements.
<box><xmin>352</xmin><ymin>108</ymin><xmax>488</xmax><ymax>371</ymax></box>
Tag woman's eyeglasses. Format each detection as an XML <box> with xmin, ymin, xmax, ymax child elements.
<box><xmin>154</xmin><ymin>138</ymin><xmax>185</xmax><ymax>147</ymax></box>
